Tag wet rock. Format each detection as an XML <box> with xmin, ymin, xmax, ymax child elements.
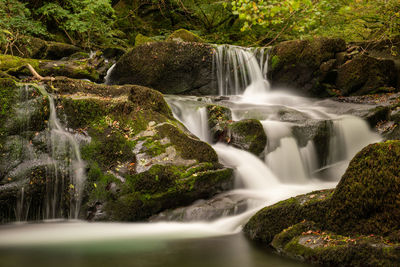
<box><xmin>226</xmin><ymin>119</ymin><xmax>267</xmax><ymax>155</ymax></box>
<box><xmin>291</xmin><ymin>120</ymin><xmax>332</xmax><ymax>166</ymax></box>
<box><xmin>102</xmin><ymin>46</ymin><xmax>127</xmax><ymax>61</ymax></box>
<box><xmin>336</xmin><ymin>55</ymin><xmax>397</xmax><ymax>96</ymax></box>
<box><xmin>108</xmin><ymin>41</ymin><xmax>217</xmax><ymax>95</ymax></box>
<box><xmin>244</xmin><ymin>189</ymin><xmax>332</xmax><ymax>244</ymax></box>
<box><xmin>268</xmin><ymin>37</ymin><xmax>346</xmax><ymax>97</ymax></box>
<box><xmin>206</xmin><ymin>104</ymin><xmax>232</xmax><ymax>142</ymax></box>
<box><xmin>351</xmin><ymin>105</ymin><xmax>391</xmax><ymax>127</ymax></box>
<box><xmin>150</xmin><ymin>193</ymin><xmax>248</xmax><ymax>222</ymax></box>
<box><xmin>326</xmin><ymin>141</ymin><xmax>400</xmax><ymax>235</ymax></box>
<box><xmin>206</xmin><ymin>104</ymin><xmax>266</xmax><ymax>155</ymax></box>
<box><xmin>391</xmin><ymin>108</ymin><xmax>400</xmax><ymax>123</ymax></box>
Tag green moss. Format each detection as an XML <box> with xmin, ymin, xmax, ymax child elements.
<box><xmin>60</xmin><ymin>97</ymin><xmax>108</xmax><ymax>129</ymax></box>
<box><xmin>326</xmin><ymin>140</ymin><xmax>400</xmax><ymax>236</ymax></box>
<box><xmin>166</xmin><ymin>29</ymin><xmax>204</xmax><ymax>43</ymax></box>
<box><xmin>81</xmin><ymin>128</ymin><xmax>136</xmax><ymax>170</ymax></box>
<box><xmin>0</xmin><ymin>79</ymin><xmax>18</xmax><ymax>132</ymax></box>
<box><xmin>270</xmin><ymin>55</ymin><xmax>280</xmax><ymax>71</ymax></box>
<box><xmin>0</xmin><ymin>54</ymin><xmax>45</xmax><ymax>76</ymax></box>
<box><xmin>277</xmin><ymin>223</ymin><xmax>400</xmax><ymax>266</ymax></box>
<box><xmin>135</xmin><ymin>34</ymin><xmax>156</xmax><ymax>46</ymax></box>
<box><xmin>244</xmin><ymin>189</ymin><xmax>333</xmax><ymax>244</ymax></box>
<box><xmin>227</xmin><ymin>119</ymin><xmax>267</xmax><ymax>155</ymax></box>
<box><xmin>142</xmin><ymin>138</ymin><xmax>169</xmax><ymax>157</ymax></box>
<box><xmin>156</xmin><ymin>123</ymin><xmax>218</xmax><ymax>163</ymax></box>
<box><xmin>104</xmin><ymin>164</ymin><xmax>233</xmax><ymax>221</ymax></box>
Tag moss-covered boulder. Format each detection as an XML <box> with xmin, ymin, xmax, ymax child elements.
<box><xmin>336</xmin><ymin>55</ymin><xmax>397</xmax><ymax>96</ymax></box>
<box><xmin>135</xmin><ymin>34</ymin><xmax>157</xmax><ymax>46</ymax></box>
<box><xmin>166</xmin><ymin>29</ymin><xmax>204</xmax><ymax>43</ymax></box>
<box><xmin>108</xmin><ymin>41</ymin><xmax>217</xmax><ymax>95</ymax></box>
<box><xmin>244</xmin><ymin>140</ymin><xmax>400</xmax><ymax>266</ymax></box>
<box><xmin>0</xmin><ymin>54</ymin><xmax>108</xmax><ymax>82</ymax></box>
<box><xmin>45</xmin><ymin>79</ymin><xmax>233</xmax><ymax>221</ymax></box>
<box><xmin>226</xmin><ymin>119</ymin><xmax>267</xmax><ymax>155</ymax></box>
<box><xmin>244</xmin><ymin>189</ymin><xmax>332</xmax><ymax>244</ymax></box>
<box><xmin>0</xmin><ymin>36</ymin><xmax>81</xmax><ymax>60</ymax></box>
<box><xmin>325</xmin><ymin>141</ymin><xmax>400</xmax><ymax>236</ymax></box>
<box><xmin>206</xmin><ymin>105</ymin><xmax>266</xmax><ymax>155</ymax></box>
<box><xmin>0</xmin><ymin>78</ymin><xmax>233</xmax><ymax>223</ymax></box>
<box><xmin>268</xmin><ymin>37</ymin><xmax>346</xmax><ymax>97</ymax></box>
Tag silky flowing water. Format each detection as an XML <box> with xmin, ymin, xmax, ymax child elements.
<box><xmin>0</xmin><ymin>45</ymin><xmax>382</xmax><ymax>266</ymax></box>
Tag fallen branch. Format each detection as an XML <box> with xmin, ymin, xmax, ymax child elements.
<box><xmin>26</xmin><ymin>64</ymin><xmax>55</xmax><ymax>81</ymax></box>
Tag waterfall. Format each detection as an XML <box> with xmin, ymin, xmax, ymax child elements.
<box><xmin>214</xmin><ymin>45</ymin><xmax>270</xmax><ymax>96</ymax></box>
<box><xmin>104</xmin><ymin>63</ymin><xmax>116</xmax><ymax>85</ymax></box>
<box><xmin>47</xmin><ymin>96</ymin><xmax>86</xmax><ymax>219</ymax></box>
<box><xmin>8</xmin><ymin>85</ymin><xmax>87</xmax><ymax>221</ymax></box>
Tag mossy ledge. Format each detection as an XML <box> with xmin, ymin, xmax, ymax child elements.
<box><xmin>244</xmin><ymin>140</ymin><xmax>400</xmax><ymax>266</ymax></box>
<box><xmin>43</xmin><ymin>78</ymin><xmax>233</xmax><ymax>221</ymax></box>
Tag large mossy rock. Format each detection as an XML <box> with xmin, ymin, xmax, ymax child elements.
<box><xmin>0</xmin><ymin>78</ymin><xmax>233</xmax><ymax>223</ymax></box>
<box><xmin>336</xmin><ymin>55</ymin><xmax>397</xmax><ymax>96</ymax></box>
<box><xmin>326</xmin><ymin>141</ymin><xmax>400</xmax><ymax>235</ymax></box>
<box><xmin>47</xmin><ymin>78</ymin><xmax>233</xmax><ymax>221</ymax></box>
<box><xmin>108</xmin><ymin>41</ymin><xmax>217</xmax><ymax>95</ymax></box>
<box><xmin>268</xmin><ymin>38</ymin><xmax>346</xmax><ymax>97</ymax></box>
<box><xmin>244</xmin><ymin>189</ymin><xmax>332</xmax><ymax>244</ymax></box>
<box><xmin>244</xmin><ymin>140</ymin><xmax>400</xmax><ymax>266</ymax></box>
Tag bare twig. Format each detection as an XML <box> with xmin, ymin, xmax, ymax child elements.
<box><xmin>26</xmin><ymin>63</ymin><xmax>55</xmax><ymax>81</ymax></box>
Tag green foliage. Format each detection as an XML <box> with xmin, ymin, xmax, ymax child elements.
<box><xmin>37</xmin><ymin>0</ymin><xmax>115</xmax><ymax>48</ymax></box>
<box><xmin>231</xmin><ymin>0</ymin><xmax>400</xmax><ymax>43</ymax></box>
<box><xmin>0</xmin><ymin>0</ymin><xmax>46</xmax><ymax>48</ymax></box>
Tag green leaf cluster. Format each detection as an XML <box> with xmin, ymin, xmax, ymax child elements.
<box><xmin>230</xmin><ymin>0</ymin><xmax>400</xmax><ymax>42</ymax></box>
<box><xmin>0</xmin><ymin>0</ymin><xmax>47</xmax><ymax>46</ymax></box>
<box><xmin>37</xmin><ymin>0</ymin><xmax>115</xmax><ymax>48</ymax></box>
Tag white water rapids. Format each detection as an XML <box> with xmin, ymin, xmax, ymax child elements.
<box><xmin>0</xmin><ymin>45</ymin><xmax>381</xmax><ymax>247</ymax></box>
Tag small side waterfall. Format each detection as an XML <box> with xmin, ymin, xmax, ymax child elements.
<box><xmin>104</xmin><ymin>63</ymin><xmax>116</xmax><ymax>85</ymax></box>
<box><xmin>47</xmin><ymin>96</ymin><xmax>86</xmax><ymax>219</ymax></box>
<box><xmin>6</xmin><ymin>85</ymin><xmax>87</xmax><ymax>221</ymax></box>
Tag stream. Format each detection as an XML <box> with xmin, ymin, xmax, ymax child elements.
<box><xmin>0</xmin><ymin>45</ymin><xmax>381</xmax><ymax>266</ymax></box>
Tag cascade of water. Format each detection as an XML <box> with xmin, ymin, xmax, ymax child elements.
<box><xmin>104</xmin><ymin>63</ymin><xmax>116</xmax><ymax>85</ymax></box>
<box><xmin>326</xmin><ymin>115</ymin><xmax>381</xmax><ymax>178</ymax></box>
<box><xmin>214</xmin><ymin>45</ymin><xmax>270</xmax><ymax>96</ymax></box>
<box><xmin>47</xmin><ymin>96</ymin><xmax>86</xmax><ymax>219</ymax></box>
<box><xmin>266</xmin><ymin>137</ymin><xmax>309</xmax><ymax>184</ymax></box>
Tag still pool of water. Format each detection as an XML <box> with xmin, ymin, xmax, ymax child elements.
<box><xmin>0</xmin><ymin>227</ymin><xmax>310</xmax><ymax>267</ymax></box>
